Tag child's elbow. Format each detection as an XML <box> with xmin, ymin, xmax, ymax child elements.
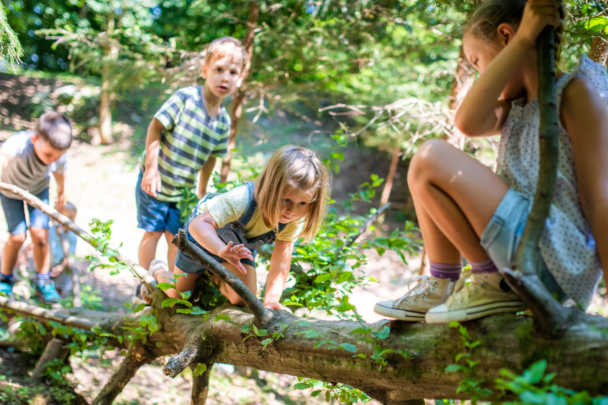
<box><xmin>454</xmin><ymin>110</ymin><xmax>478</xmax><ymax>137</ymax></box>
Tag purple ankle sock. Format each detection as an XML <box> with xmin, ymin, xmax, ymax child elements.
<box><xmin>470</xmin><ymin>258</ymin><xmax>498</xmax><ymax>274</ymax></box>
<box><xmin>429</xmin><ymin>262</ymin><xmax>461</xmax><ymax>281</ymax></box>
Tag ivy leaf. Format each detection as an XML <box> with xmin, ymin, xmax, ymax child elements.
<box><xmin>156</xmin><ymin>282</ymin><xmax>176</xmax><ymax>291</ymax></box>
<box><xmin>192</xmin><ymin>363</ymin><xmax>207</xmax><ymax>377</ymax></box>
<box><xmin>372</xmin><ymin>326</ymin><xmax>390</xmax><ymax>340</ymax></box>
<box><xmin>314</xmin><ymin>273</ymin><xmax>332</xmax><ymax>283</ymax></box>
<box><xmin>336</xmin><ymin>272</ymin><xmax>352</xmax><ymax>284</ymax></box>
<box><xmin>340</xmin><ymin>343</ymin><xmax>357</xmax><ymax>353</ymax></box>
<box><xmin>162</xmin><ymin>298</ymin><xmax>192</xmax><ymax>308</ymax></box>
<box><xmin>261</xmin><ymin>338</ymin><xmax>273</xmax><ymax>349</ymax></box>
<box><xmin>293</xmin><ymin>383</ymin><xmax>312</xmax><ymax>390</ymax></box>
<box><xmin>215</xmin><ymin>314</ymin><xmax>232</xmax><ymax>323</ymax></box>
<box><xmin>445</xmin><ymin>364</ymin><xmax>468</xmax><ymax>373</ymax></box>
<box><xmin>294</xmin><ymin>329</ymin><xmax>322</xmax><ymax>339</ymax></box>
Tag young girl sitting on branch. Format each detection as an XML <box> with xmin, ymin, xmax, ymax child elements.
<box><xmin>375</xmin><ymin>0</ymin><xmax>608</xmax><ymax>323</ymax></box>
<box><xmin>141</xmin><ymin>145</ymin><xmax>329</xmax><ymax>309</ymax></box>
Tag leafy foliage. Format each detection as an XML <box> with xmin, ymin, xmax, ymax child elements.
<box><xmin>293</xmin><ymin>377</ymin><xmax>372</xmax><ymax>405</ymax></box>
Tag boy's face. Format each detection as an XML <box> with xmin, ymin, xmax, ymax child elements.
<box><xmin>31</xmin><ymin>135</ymin><xmax>66</xmax><ymax>165</ymax></box>
<box><xmin>201</xmin><ymin>46</ymin><xmax>245</xmax><ymax>99</ymax></box>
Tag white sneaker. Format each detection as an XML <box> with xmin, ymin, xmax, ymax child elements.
<box><xmin>374</xmin><ymin>275</ymin><xmax>456</xmax><ymax>321</ymax></box>
<box><xmin>425</xmin><ymin>270</ymin><xmax>525</xmax><ymax>324</ymax></box>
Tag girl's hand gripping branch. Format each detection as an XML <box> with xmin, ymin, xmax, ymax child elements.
<box><xmin>516</xmin><ymin>0</ymin><xmax>562</xmax><ymax>48</ymax></box>
<box><xmin>218</xmin><ymin>241</ymin><xmax>254</xmax><ymax>274</ymax></box>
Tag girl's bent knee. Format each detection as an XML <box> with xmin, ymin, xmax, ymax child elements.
<box><xmin>407</xmin><ymin>139</ymin><xmax>451</xmax><ymax>187</ymax></box>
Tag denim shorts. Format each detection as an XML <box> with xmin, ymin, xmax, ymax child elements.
<box><xmin>480</xmin><ymin>188</ymin><xmax>567</xmax><ymax>301</ymax></box>
<box><xmin>0</xmin><ymin>188</ymin><xmax>49</xmax><ymax>234</ymax></box>
<box><xmin>135</xmin><ymin>170</ymin><xmax>183</xmax><ymax>235</ymax></box>
<box><xmin>174</xmin><ymin>219</ymin><xmax>257</xmax><ymax>275</ymax></box>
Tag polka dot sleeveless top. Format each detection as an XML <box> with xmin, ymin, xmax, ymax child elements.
<box><xmin>497</xmin><ymin>55</ymin><xmax>607</xmax><ymax>308</ymax></box>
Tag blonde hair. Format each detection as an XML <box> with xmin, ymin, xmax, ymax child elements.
<box><xmin>465</xmin><ymin>0</ymin><xmax>565</xmax><ymax>63</ymax></box>
<box><xmin>205</xmin><ymin>36</ymin><xmax>249</xmax><ymax>69</ymax></box>
<box><xmin>255</xmin><ymin>145</ymin><xmax>330</xmax><ymax>242</ymax></box>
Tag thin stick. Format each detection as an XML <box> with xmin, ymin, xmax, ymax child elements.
<box><xmin>172</xmin><ymin>230</ymin><xmax>269</xmax><ymax>324</ymax></box>
<box><xmin>54</xmin><ymin>223</ymin><xmax>81</xmax><ymax>307</ymax></box>
<box><xmin>0</xmin><ymin>182</ymin><xmax>156</xmax><ymax>289</ymax></box>
<box><xmin>346</xmin><ymin>203</ymin><xmax>391</xmax><ymax>247</ymax></box>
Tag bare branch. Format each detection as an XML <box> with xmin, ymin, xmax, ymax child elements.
<box><xmin>0</xmin><ymin>183</ymin><xmax>156</xmax><ymax>290</ymax></box>
<box><xmin>172</xmin><ymin>230</ymin><xmax>269</xmax><ymax>324</ymax></box>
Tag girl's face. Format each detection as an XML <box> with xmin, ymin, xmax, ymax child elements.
<box><xmin>463</xmin><ymin>29</ymin><xmax>527</xmax><ymax>100</ymax></box>
<box><xmin>279</xmin><ymin>186</ymin><xmax>315</xmax><ymax>223</ymax></box>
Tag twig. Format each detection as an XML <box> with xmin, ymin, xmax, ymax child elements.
<box><xmin>54</xmin><ymin>223</ymin><xmax>81</xmax><ymax>307</ymax></box>
<box><xmin>172</xmin><ymin>230</ymin><xmax>269</xmax><ymax>325</ymax></box>
<box><xmin>0</xmin><ymin>296</ymin><xmax>97</xmax><ymax>330</ymax></box>
<box><xmin>346</xmin><ymin>203</ymin><xmax>391</xmax><ymax>247</ymax></box>
<box><xmin>0</xmin><ymin>183</ymin><xmax>156</xmax><ymax>289</ymax></box>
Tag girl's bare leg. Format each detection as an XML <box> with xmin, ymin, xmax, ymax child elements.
<box><xmin>211</xmin><ymin>263</ymin><xmax>257</xmax><ymax>306</ymax></box>
<box><xmin>407</xmin><ymin>139</ymin><xmax>509</xmax><ymax>263</ymax></box>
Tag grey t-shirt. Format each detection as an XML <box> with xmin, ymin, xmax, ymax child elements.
<box><xmin>0</xmin><ymin>131</ymin><xmax>67</xmax><ymax>199</ymax></box>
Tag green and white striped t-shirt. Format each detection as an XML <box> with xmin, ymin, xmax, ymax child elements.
<box><xmin>142</xmin><ymin>86</ymin><xmax>231</xmax><ymax>202</ymax></box>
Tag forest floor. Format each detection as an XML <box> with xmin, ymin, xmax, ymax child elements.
<box><xmin>0</xmin><ymin>72</ymin><xmax>606</xmax><ymax>405</ymax></box>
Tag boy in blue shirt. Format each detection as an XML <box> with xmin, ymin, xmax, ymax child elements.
<box><xmin>0</xmin><ymin>112</ymin><xmax>72</xmax><ymax>303</ymax></box>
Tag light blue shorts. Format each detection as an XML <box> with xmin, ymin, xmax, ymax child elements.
<box><xmin>480</xmin><ymin>188</ymin><xmax>567</xmax><ymax>301</ymax></box>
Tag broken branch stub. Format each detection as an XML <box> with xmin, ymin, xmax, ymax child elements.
<box><xmin>172</xmin><ymin>229</ymin><xmax>270</xmax><ymax>325</ymax></box>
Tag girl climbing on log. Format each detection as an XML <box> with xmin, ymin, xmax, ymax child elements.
<box><xmin>375</xmin><ymin>0</ymin><xmax>608</xmax><ymax>323</ymax></box>
<box><xmin>140</xmin><ymin>145</ymin><xmax>329</xmax><ymax>309</ymax></box>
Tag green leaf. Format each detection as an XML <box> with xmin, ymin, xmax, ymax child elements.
<box><xmin>340</xmin><ymin>343</ymin><xmax>357</xmax><ymax>353</ymax></box>
<box><xmin>353</xmin><ymin>353</ymin><xmax>367</xmax><ymax>358</ymax></box>
<box><xmin>336</xmin><ymin>272</ymin><xmax>352</xmax><ymax>284</ymax></box>
<box><xmin>311</xmin><ymin>390</ymin><xmax>322</xmax><ymax>397</ymax></box>
<box><xmin>261</xmin><ymin>338</ymin><xmax>273</xmax><ymax>348</ymax></box>
<box><xmin>330</xmin><ymin>152</ymin><xmax>344</xmax><ymax>161</ymax></box>
<box><xmin>215</xmin><ymin>314</ymin><xmax>232</xmax><ymax>323</ymax></box>
<box><xmin>192</xmin><ymin>363</ymin><xmax>207</xmax><ymax>377</ymax></box>
<box><xmin>314</xmin><ymin>273</ymin><xmax>333</xmax><ymax>283</ymax></box>
<box><xmin>445</xmin><ymin>364</ymin><xmax>468</xmax><ymax>373</ymax></box>
<box><xmin>293</xmin><ymin>383</ymin><xmax>312</xmax><ymax>390</ymax></box>
<box><xmin>294</xmin><ymin>329</ymin><xmax>322</xmax><ymax>339</ymax></box>
<box><xmin>176</xmin><ymin>308</ymin><xmax>193</xmax><ymax>314</ymax></box>
<box><xmin>162</xmin><ymin>298</ymin><xmax>192</xmax><ymax>308</ymax></box>
<box><xmin>372</xmin><ymin>326</ymin><xmax>390</xmax><ymax>340</ymax></box>
<box><xmin>156</xmin><ymin>282</ymin><xmax>176</xmax><ymax>291</ymax></box>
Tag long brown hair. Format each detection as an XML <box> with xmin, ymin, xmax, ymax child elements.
<box><xmin>255</xmin><ymin>145</ymin><xmax>330</xmax><ymax>242</ymax></box>
<box><xmin>465</xmin><ymin>0</ymin><xmax>565</xmax><ymax>63</ymax></box>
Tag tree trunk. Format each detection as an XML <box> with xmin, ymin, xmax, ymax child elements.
<box><xmin>220</xmin><ymin>1</ymin><xmax>260</xmax><ymax>182</ymax></box>
<box><xmin>589</xmin><ymin>37</ymin><xmax>608</xmax><ymax>66</ymax></box>
<box><xmin>191</xmin><ymin>363</ymin><xmax>213</xmax><ymax>405</ymax></box>
<box><xmin>99</xmin><ymin>15</ymin><xmax>117</xmax><ymax>145</ymax></box>
<box><xmin>3</xmin><ymin>185</ymin><xmax>608</xmax><ymax>404</ymax></box>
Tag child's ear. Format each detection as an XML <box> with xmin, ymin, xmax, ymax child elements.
<box><xmin>201</xmin><ymin>64</ymin><xmax>207</xmax><ymax>79</ymax></box>
<box><xmin>497</xmin><ymin>23</ymin><xmax>515</xmax><ymax>47</ymax></box>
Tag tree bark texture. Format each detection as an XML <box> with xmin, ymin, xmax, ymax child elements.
<box><xmin>191</xmin><ymin>363</ymin><xmax>213</xmax><ymax>405</ymax></box>
<box><xmin>220</xmin><ymin>1</ymin><xmax>260</xmax><ymax>182</ymax></box>
<box><xmin>379</xmin><ymin>147</ymin><xmax>401</xmax><ymax>208</ymax></box>
<box><xmin>589</xmin><ymin>37</ymin><xmax>608</xmax><ymax>66</ymax></box>
<box><xmin>3</xmin><ymin>274</ymin><xmax>608</xmax><ymax>403</ymax></box>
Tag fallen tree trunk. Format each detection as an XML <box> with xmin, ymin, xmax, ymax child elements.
<box><xmin>2</xmin><ymin>186</ymin><xmax>608</xmax><ymax>404</ymax></box>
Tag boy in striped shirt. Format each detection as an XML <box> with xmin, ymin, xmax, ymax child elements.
<box><xmin>137</xmin><ymin>37</ymin><xmax>248</xmax><ymax>271</ymax></box>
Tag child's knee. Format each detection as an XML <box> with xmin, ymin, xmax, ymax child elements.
<box><xmin>143</xmin><ymin>231</ymin><xmax>164</xmax><ymax>241</ymax></box>
<box><xmin>29</xmin><ymin>228</ymin><xmax>49</xmax><ymax>248</ymax></box>
<box><xmin>407</xmin><ymin>139</ymin><xmax>449</xmax><ymax>187</ymax></box>
<box><xmin>7</xmin><ymin>233</ymin><xmax>26</xmax><ymax>246</ymax></box>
